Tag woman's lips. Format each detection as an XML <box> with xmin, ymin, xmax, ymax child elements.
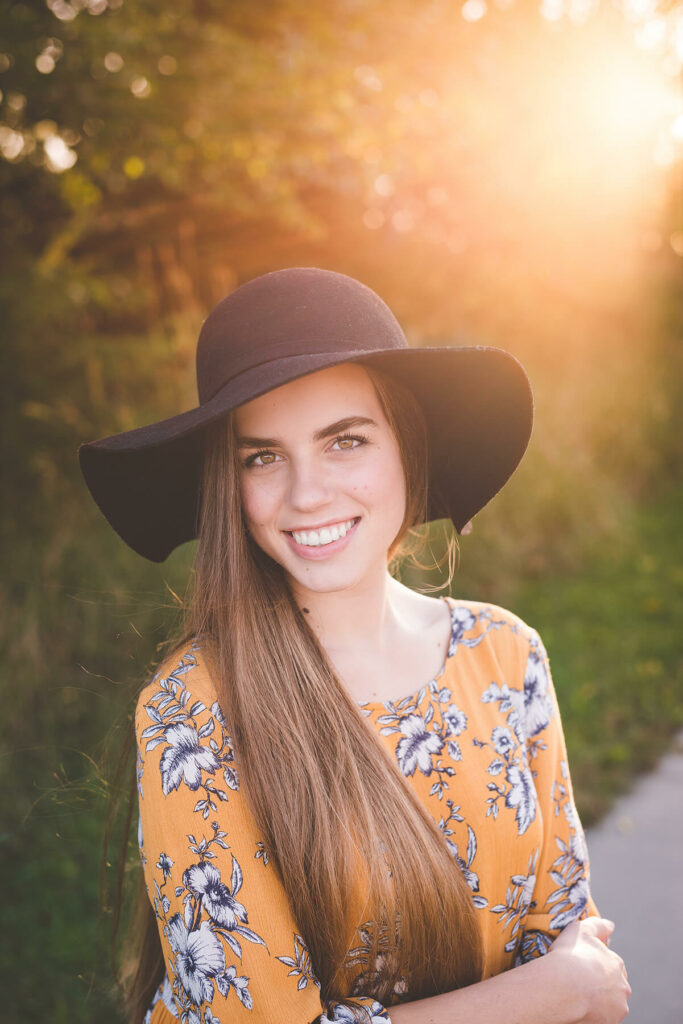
<box><xmin>284</xmin><ymin>517</ymin><xmax>360</xmax><ymax>560</ymax></box>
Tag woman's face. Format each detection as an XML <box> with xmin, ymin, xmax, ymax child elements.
<box><xmin>234</xmin><ymin>363</ymin><xmax>407</xmax><ymax>599</ymax></box>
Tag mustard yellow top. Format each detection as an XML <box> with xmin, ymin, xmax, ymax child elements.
<box><xmin>135</xmin><ymin>598</ymin><xmax>598</xmax><ymax>1024</ymax></box>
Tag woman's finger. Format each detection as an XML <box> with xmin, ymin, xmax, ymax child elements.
<box><xmin>580</xmin><ymin>916</ymin><xmax>615</xmax><ymax>942</ymax></box>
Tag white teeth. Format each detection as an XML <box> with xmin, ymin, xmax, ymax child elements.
<box><xmin>291</xmin><ymin>519</ymin><xmax>355</xmax><ymax>547</ymax></box>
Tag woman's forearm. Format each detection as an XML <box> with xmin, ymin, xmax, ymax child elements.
<box><xmin>387</xmin><ymin>955</ymin><xmax>580</xmax><ymax>1024</ymax></box>
<box><xmin>387</xmin><ymin>918</ymin><xmax>630</xmax><ymax>1024</ymax></box>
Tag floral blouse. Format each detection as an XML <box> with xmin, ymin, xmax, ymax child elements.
<box><xmin>135</xmin><ymin>598</ymin><xmax>598</xmax><ymax>1024</ymax></box>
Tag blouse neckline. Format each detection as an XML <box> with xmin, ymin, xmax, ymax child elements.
<box><xmin>355</xmin><ymin>595</ymin><xmax>457</xmax><ymax>709</ymax></box>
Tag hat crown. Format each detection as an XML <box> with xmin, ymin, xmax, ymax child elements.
<box><xmin>196</xmin><ymin>267</ymin><xmax>407</xmax><ymax>404</ymax></box>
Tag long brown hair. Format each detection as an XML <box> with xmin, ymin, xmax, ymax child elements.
<box><xmin>116</xmin><ymin>364</ymin><xmax>482</xmax><ymax>1022</ymax></box>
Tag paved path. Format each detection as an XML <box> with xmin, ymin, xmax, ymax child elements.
<box><xmin>585</xmin><ymin>732</ymin><xmax>683</xmax><ymax>1024</ymax></box>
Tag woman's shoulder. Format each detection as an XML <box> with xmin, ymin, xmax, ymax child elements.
<box><xmin>442</xmin><ymin>598</ymin><xmax>554</xmax><ymax>725</ymax></box>
<box><xmin>133</xmin><ymin>637</ymin><xmax>243</xmax><ymax>817</ymax></box>
<box><xmin>135</xmin><ymin>636</ymin><xmax>220</xmax><ymax>727</ymax></box>
<box><xmin>443</xmin><ymin>595</ymin><xmax>547</xmax><ymax>675</ymax></box>
<box><xmin>445</xmin><ymin>595</ymin><xmax>541</xmax><ymax>643</ymax></box>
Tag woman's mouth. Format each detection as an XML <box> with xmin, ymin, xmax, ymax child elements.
<box><xmin>284</xmin><ymin>517</ymin><xmax>360</xmax><ymax>557</ymax></box>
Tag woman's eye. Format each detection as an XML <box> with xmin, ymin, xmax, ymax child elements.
<box><xmin>246</xmin><ymin>450</ymin><xmax>280</xmax><ymax>467</ymax></box>
<box><xmin>332</xmin><ymin>434</ymin><xmax>366</xmax><ymax>451</ymax></box>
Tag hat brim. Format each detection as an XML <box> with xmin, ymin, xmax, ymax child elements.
<box><xmin>78</xmin><ymin>345</ymin><xmax>532</xmax><ymax>562</ymax></box>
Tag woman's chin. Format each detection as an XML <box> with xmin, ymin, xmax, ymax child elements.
<box><xmin>285</xmin><ymin>565</ymin><xmax>364</xmax><ymax>597</ymax></box>
<box><xmin>282</xmin><ymin>553</ymin><xmax>383</xmax><ymax>600</ymax></box>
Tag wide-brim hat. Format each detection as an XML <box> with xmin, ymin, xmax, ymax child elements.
<box><xmin>78</xmin><ymin>267</ymin><xmax>533</xmax><ymax>562</ymax></box>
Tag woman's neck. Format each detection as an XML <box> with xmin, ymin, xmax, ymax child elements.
<box><xmin>290</xmin><ymin>569</ymin><xmax>402</xmax><ymax>659</ymax></box>
<box><xmin>288</xmin><ymin>569</ymin><xmax>451</xmax><ymax>706</ymax></box>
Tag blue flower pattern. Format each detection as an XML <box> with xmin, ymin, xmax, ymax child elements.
<box><xmin>137</xmin><ymin>601</ymin><xmax>596</xmax><ymax>1022</ymax></box>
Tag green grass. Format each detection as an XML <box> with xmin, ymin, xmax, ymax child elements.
<box><xmin>0</xmin><ymin>798</ymin><xmax>117</xmax><ymax>1021</ymax></box>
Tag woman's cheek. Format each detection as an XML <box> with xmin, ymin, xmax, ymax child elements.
<box><xmin>239</xmin><ymin>478</ymin><xmax>272</xmax><ymax>531</ymax></box>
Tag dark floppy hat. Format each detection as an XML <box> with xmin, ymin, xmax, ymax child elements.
<box><xmin>78</xmin><ymin>267</ymin><xmax>533</xmax><ymax>562</ymax></box>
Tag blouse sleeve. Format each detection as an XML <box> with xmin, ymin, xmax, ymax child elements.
<box><xmin>135</xmin><ymin>644</ymin><xmax>392</xmax><ymax>1024</ymax></box>
<box><xmin>514</xmin><ymin>625</ymin><xmax>599</xmax><ymax>963</ymax></box>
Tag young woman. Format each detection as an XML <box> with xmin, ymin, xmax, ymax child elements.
<box><xmin>79</xmin><ymin>268</ymin><xmax>630</xmax><ymax>1024</ymax></box>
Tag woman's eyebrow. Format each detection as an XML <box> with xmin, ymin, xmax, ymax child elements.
<box><xmin>313</xmin><ymin>415</ymin><xmax>377</xmax><ymax>441</ymax></box>
<box><xmin>236</xmin><ymin>416</ymin><xmax>378</xmax><ymax>449</ymax></box>
<box><xmin>236</xmin><ymin>433</ymin><xmax>279</xmax><ymax>449</ymax></box>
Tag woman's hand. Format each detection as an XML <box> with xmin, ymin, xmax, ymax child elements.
<box><xmin>547</xmin><ymin>917</ymin><xmax>631</xmax><ymax>1024</ymax></box>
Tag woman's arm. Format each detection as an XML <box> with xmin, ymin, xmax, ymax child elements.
<box><xmin>388</xmin><ymin>917</ymin><xmax>630</xmax><ymax>1024</ymax></box>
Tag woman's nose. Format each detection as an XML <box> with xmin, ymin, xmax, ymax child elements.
<box><xmin>287</xmin><ymin>458</ymin><xmax>334</xmax><ymax>511</ymax></box>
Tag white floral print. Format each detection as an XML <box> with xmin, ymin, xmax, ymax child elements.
<box><xmin>395</xmin><ymin>714</ymin><xmax>445</xmax><ymax>775</ymax></box>
<box><xmin>159</xmin><ymin>724</ymin><xmax>222</xmax><ymax>794</ymax></box>
<box><xmin>167</xmin><ymin>914</ymin><xmax>227</xmax><ymax>1007</ymax></box>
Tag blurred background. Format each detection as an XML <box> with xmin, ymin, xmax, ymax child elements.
<box><xmin>1</xmin><ymin>0</ymin><xmax>681</xmax><ymax>1020</ymax></box>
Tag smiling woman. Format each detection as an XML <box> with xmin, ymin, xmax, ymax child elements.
<box><xmin>78</xmin><ymin>268</ymin><xmax>630</xmax><ymax>1024</ymax></box>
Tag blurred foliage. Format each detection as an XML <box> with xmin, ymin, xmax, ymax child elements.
<box><xmin>1</xmin><ymin>0</ymin><xmax>681</xmax><ymax>276</ymax></box>
<box><xmin>0</xmin><ymin>0</ymin><xmax>681</xmax><ymax>1021</ymax></box>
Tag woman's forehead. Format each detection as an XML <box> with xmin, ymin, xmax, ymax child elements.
<box><xmin>234</xmin><ymin>363</ymin><xmax>383</xmax><ymax>433</ymax></box>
